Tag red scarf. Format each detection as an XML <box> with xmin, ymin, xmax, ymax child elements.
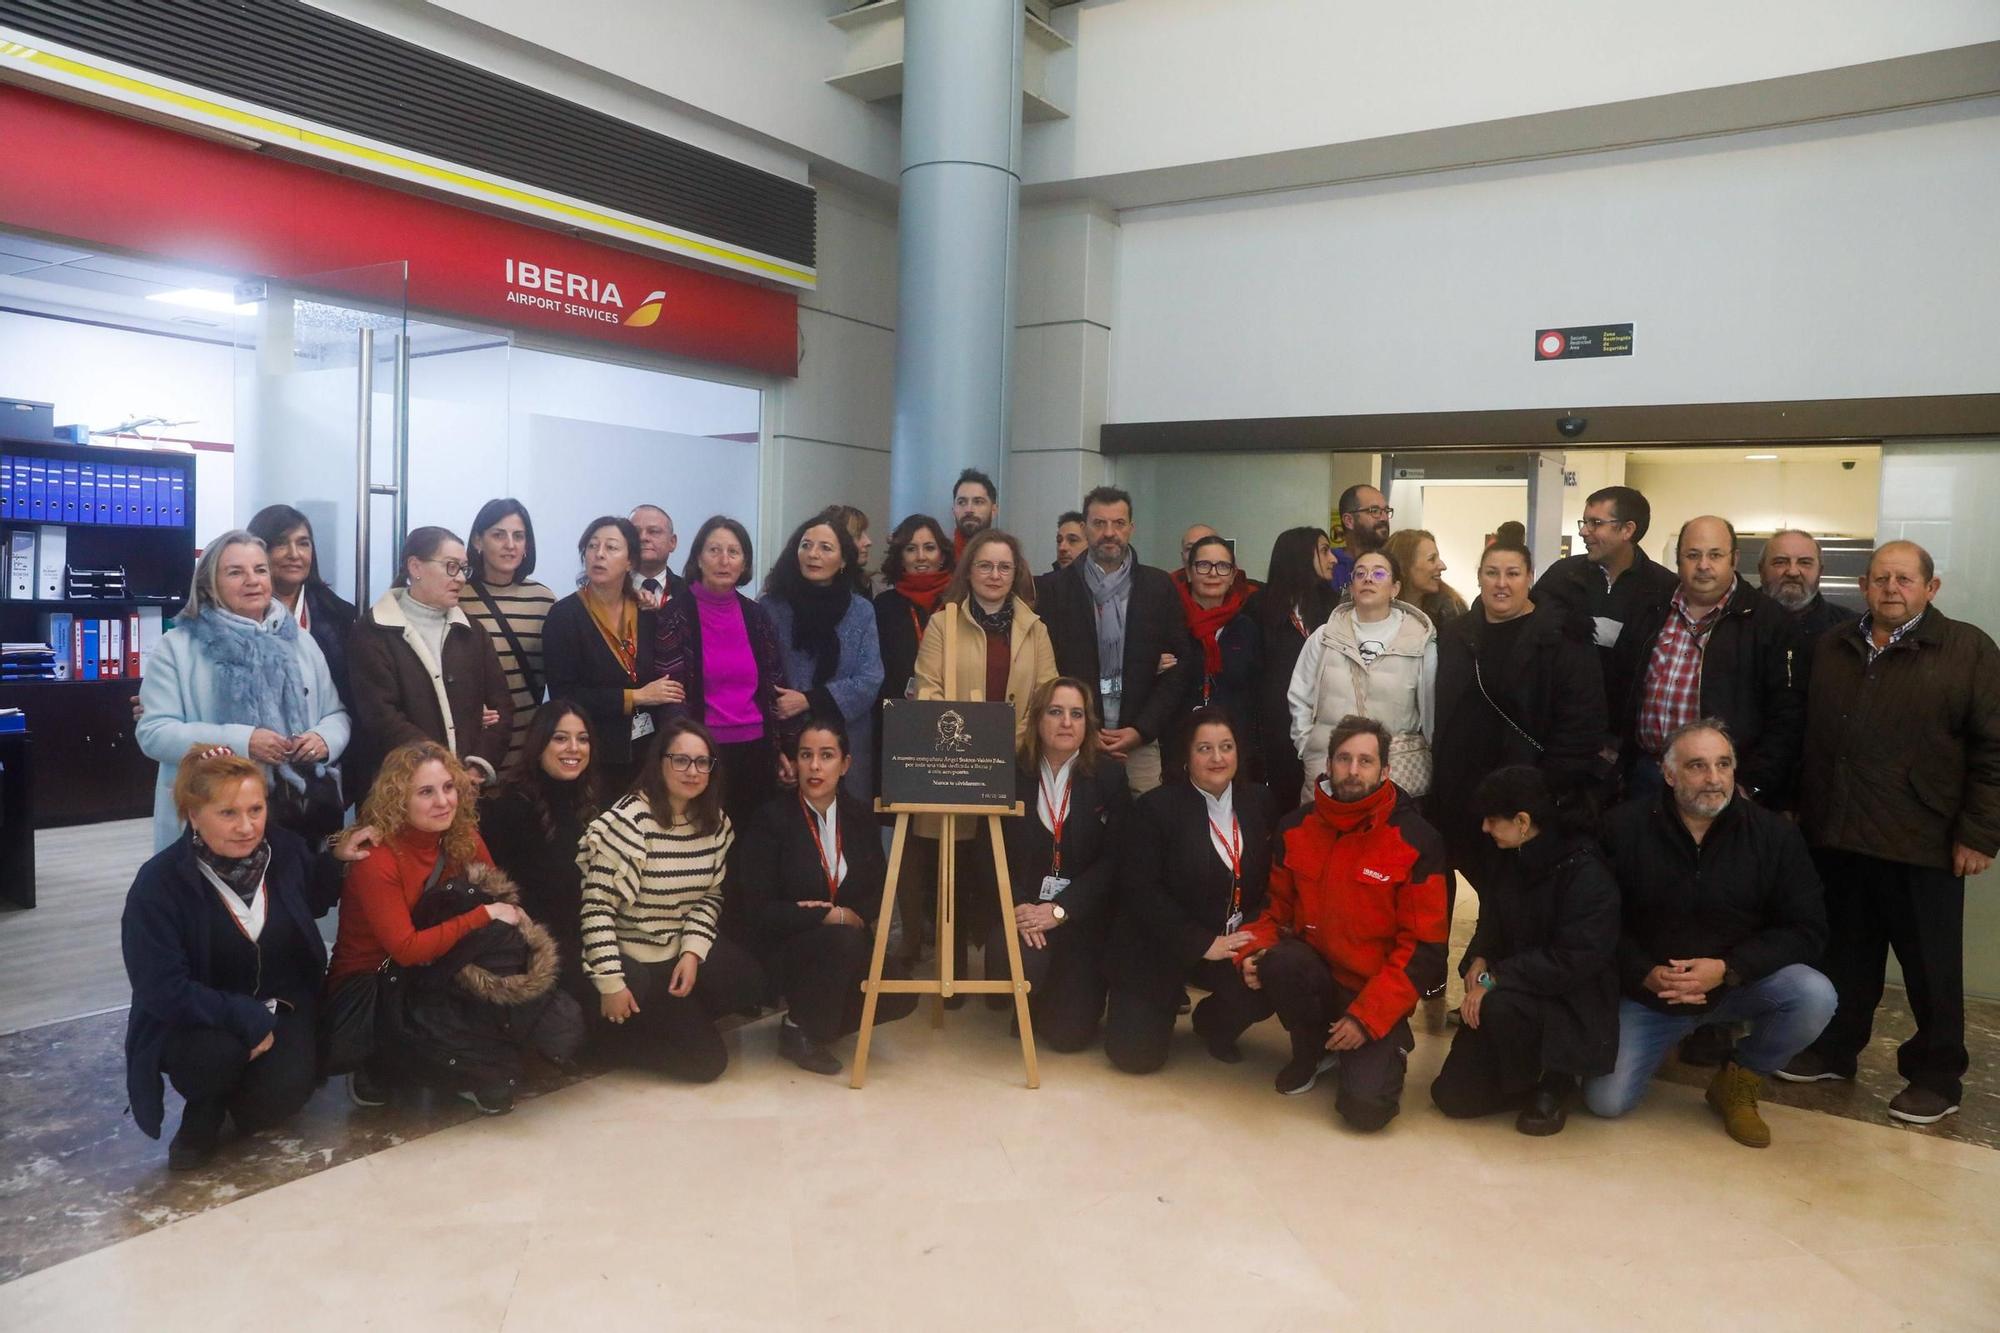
<box><xmin>1178</xmin><ymin>577</ymin><xmax>1252</xmax><ymax>675</ymax></box>
<box><xmin>1312</xmin><ymin>772</ymin><xmax>1397</xmax><ymax>834</ymax></box>
<box><xmin>894</xmin><ymin>568</ymin><xmax>952</xmax><ymax>617</ymax></box>
<box><xmin>953</xmin><ymin>529</ymin><xmax>970</xmax><ymax>561</ymax></box>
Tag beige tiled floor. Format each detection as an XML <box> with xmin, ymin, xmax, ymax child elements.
<box><xmin>3</xmin><ymin>1010</ymin><xmax>1995</xmax><ymax>1332</ymax></box>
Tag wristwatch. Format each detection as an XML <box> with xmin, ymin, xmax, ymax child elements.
<box><xmin>1049</xmin><ymin>903</ymin><xmax>1068</xmax><ymax>923</ymax></box>
<box><xmin>1476</xmin><ymin>971</ymin><xmax>1496</xmax><ymax>991</ymax></box>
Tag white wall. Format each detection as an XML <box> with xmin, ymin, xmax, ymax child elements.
<box><xmin>1112</xmin><ymin>451</ymin><xmax>1336</xmax><ymax>582</ymax></box>
<box><xmin>0</xmin><ymin>312</ymin><xmax>237</xmax><ymax>538</ymax></box>
<box><xmin>1110</xmin><ymin>100</ymin><xmax>2000</xmax><ymax>423</ymax></box>
<box><xmin>1625</xmin><ymin>453</ymin><xmax>1881</xmax><ymax>565</ymax></box>
<box><xmin>1033</xmin><ymin>0</ymin><xmax>2000</xmax><ymax>187</ymax></box>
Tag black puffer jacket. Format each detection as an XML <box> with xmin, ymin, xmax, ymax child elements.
<box><xmin>1613</xmin><ymin>580</ymin><xmax>1806</xmax><ymax>805</ymax></box>
<box><xmin>378</xmin><ymin>863</ymin><xmax>584</xmax><ymax>1089</ymax></box>
<box><xmin>1461</xmin><ymin>831</ymin><xmax>1619</xmax><ymax>1077</ymax></box>
<box><xmin>1602</xmin><ymin>794</ymin><xmax>1827</xmax><ymax>1013</ymax></box>
<box><xmin>1801</xmin><ymin>607</ymin><xmax>2000</xmax><ymax>869</ymax></box>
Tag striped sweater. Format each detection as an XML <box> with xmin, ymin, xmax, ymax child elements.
<box><xmin>463</xmin><ymin>578</ymin><xmax>557</xmax><ymax>775</ymax></box>
<box><xmin>575</xmin><ymin>793</ymin><xmax>733</xmax><ymax>993</ymax></box>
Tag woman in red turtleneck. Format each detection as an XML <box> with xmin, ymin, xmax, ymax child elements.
<box><xmin>871</xmin><ymin>515</ymin><xmax>956</xmax><ymax>961</ymax></box>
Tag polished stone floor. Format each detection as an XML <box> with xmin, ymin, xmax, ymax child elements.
<box><xmin>2</xmin><ymin>1005</ymin><xmax>1996</xmax><ymax>1331</ymax></box>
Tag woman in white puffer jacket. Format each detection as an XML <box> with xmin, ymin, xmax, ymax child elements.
<box><xmin>1287</xmin><ymin>549</ymin><xmax>1438</xmax><ymax>801</ymax></box>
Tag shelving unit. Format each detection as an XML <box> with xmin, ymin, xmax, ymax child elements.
<box><xmin>1</xmin><ymin>435</ymin><xmax>196</xmax><ymax>826</ymax></box>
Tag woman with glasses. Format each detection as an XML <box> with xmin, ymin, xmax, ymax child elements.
<box><xmin>1287</xmin><ymin>549</ymin><xmax>1438</xmax><ymax>805</ymax></box>
<box><xmin>912</xmin><ymin>528</ymin><xmax>1058</xmax><ymax>989</ymax></box>
<box><xmin>1247</xmin><ymin>527</ymin><xmax>1338</xmax><ymax>810</ymax></box>
<box><xmin>760</xmin><ymin>513</ymin><xmax>886</xmax><ymax>799</ymax></box>
<box><xmin>576</xmin><ymin>719</ymin><xmax>766</xmax><ymax>1083</ymax></box>
<box><xmin>347</xmin><ymin>526</ymin><xmax>513</xmax><ymax>801</ymax></box>
<box><xmin>545</xmin><ymin>516</ymin><xmax>685</xmax><ymax>794</ymax></box>
<box><xmin>1175</xmin><ymin>534</ymin><xmax>1263</xmax><ymax>779</ymax></box>
<box><xmin>463</xmin><ymin>498</ymin><xmax>557</xmax><ymax>776</ymax></box>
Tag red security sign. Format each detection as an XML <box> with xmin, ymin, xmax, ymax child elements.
<box><xmin>0</xmin><ymin>85</ymin><xmax>798</xmax><ymax>377</ymax></box>
<box><xmin>1535</xmin><ymin>324</ymin><xmax>1634</xmax><ymax>361</ymax></box>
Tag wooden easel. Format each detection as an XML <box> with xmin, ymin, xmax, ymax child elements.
<box><xmin>850</xmin><ymin>799</ymin><xmax>1039</xmax><ymax>1088</ymax></box>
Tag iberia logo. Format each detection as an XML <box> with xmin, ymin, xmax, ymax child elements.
<box><xmin>624</xmin><ymin>291</ymin><xmax>667</xmax><ymax>327</ymax></box>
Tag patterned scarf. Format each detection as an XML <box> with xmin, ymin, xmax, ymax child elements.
<box><xmin>195</xmin><ymin>839</ymin><xmax>272</xmax><ymax>905</ymax></box>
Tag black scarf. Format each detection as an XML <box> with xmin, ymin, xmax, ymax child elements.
<box><xmin>968</xmin><ymin>597</ymin><xmax>1015</xmax><ymax>640</ymax></box>
<box><xmin>789</xmin><ymin>579</ymin><xmax>851</xmax><ymax>687</ymax></box>
<box><xmin>195</xmin><ymin>840</ymin><xmax>273</xmax><ymax>905</ymax></box>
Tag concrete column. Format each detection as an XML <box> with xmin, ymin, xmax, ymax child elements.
<box><xmin>889</xmin><ymin>0</ymin><xmax>1024</xmax><ymax>521</ymax></box>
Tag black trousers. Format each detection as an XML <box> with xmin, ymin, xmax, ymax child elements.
<box><xmin>984</xmin><ymin>919</ymin><xmax>1107</xmax><ymax>1053</ymax></box>
<box><xmin>160</xmin><ymin>1005</ymin><xmax>318</xmax><ymax>1134</ymax></box>
<box><xmin>775</xmin><ymin>923</ymin><xmax>917</xmax><ymax>1043</ymax></box>
<box><xmin>1103</xmin><ymin>958</ymin><xmax>1273</xmax><ymax>1076</ymax></box>
<box><xmin>1430</xmin><ymin>989</ymin><xmax>1553</xmax><ymax>1119</ymax></box>
<box><xmin>1258</xmin><ymin>938</ymin><xmax>1410</xmax><ymax>1132</ymax></box>
<box><xmin>1807</xmin><ymin>848</ymin><xmax>1968</xmax><ymax>1101</ymax></box>
<box><xmin>592</xmin><ymin>938</ymin><xmax>767</xmax><ymax>1084</ymax></box>
<box><xmin>717</xmin><ymin>737</ymin><xmax>778</xmax><ymax>837</ymax></box>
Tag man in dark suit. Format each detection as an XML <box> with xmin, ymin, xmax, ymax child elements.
<box><xmin>629</xmin><ymin>503</ymin><xmax>687</xmax><ymax>608</ymax></box>
<box><xmin>1039</xmin><ymin>486</ymin><xmax>1194</xmax><ymax>794</ymax></box>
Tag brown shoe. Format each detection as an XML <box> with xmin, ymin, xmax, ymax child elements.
<box><xmin>1706</xmin><ymin>1061</ymin><xmax>1771</xmax><ymax>1148</ymax></box>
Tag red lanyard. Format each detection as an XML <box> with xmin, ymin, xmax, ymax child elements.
<box><xmin>802</xmin><ymin>795</ymin><xmax>842</xmax><ymax>901</ymax></box>
<box><xmin>1208</xmin><ymin>813</ymin><xmax>1242</xmax><ymax>918</ymax></box>
<box><xmin>1039</xmin><ymin>767</ymin><xmax>1072</xmax><ymax>873</ymax></box>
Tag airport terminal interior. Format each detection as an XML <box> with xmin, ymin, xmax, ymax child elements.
<box><xmin>0</xmin><ymin>3</ymin><xmax>1997</xmax><ymax>1328</ymax></box>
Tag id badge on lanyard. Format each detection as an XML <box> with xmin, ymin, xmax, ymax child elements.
<box><xmin>1210</xmin><ymin>812</ymin><xmax>1243</xmax><ymax>933</ymax></box>
<box><xmin>631</xmin><ymin>710</ymin><xmax>656</xmax><ymax>742</ymax></box>
<box><xmin>1039</xmin><ymin>875</ymin><xmax>1069</xmax><ymax>902</ymax></box>
<box><xmin>1039</xmin><ymin>769</ymin><xmax>1072</xmax><ymax>902</ymax></box>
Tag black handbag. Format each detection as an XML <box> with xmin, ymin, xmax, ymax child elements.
<box><xmin>271</xmin><ymin>762</ymin><xmax>346</xmax><ymax>844</ymax></box>
<box><xmin>314</xmin><ymin>855</ymin><xmax>442</xmax><ymax>1074</ymax></box>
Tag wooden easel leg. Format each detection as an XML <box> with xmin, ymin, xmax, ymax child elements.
<box><xmin>850</xmin><ymin>812</ymin><xmax>910</xmax><ymax>1089</ymax></box>
<box><xmin>991</xmin><ymin>814</ymin><xmax>1040</xmax><ymax>1089</ymax></box>
<box><xmin>933</xmin><ymin>816</ymin><xmax>954</xmax><ymax>1027</ymax></box>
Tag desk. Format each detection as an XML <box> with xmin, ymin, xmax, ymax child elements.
<box><xmin>0</xmin><ymin>730</ymin><xmax>35</xmax><ymax>908</ymax></box>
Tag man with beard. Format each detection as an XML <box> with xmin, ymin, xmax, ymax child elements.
<box><xmin>1780</xmin><ymin>541</ymin><xmax>2000</xmax><ymax>1125</ymax></box>
<box><xmin>1758</xmin><ymin>529</ymin><xmax>1857</xmax><ymax>640</ymax></box>
<box><xmin>1040</xmin><ymin>486</ymin><xmax>1194</xmax><ymax>794</ymax></box>
<box><xmin>1330</xmin><ymin>485</ymin><xmax>1392</xmax><ymax>599</ymax></box>
<box><xmin>1237</xmin><ymin>715</ymin><xmax>1449</xmax><ymax>1132</ymax></box>
<box><xmin>950</xmin><ymin>468</ymin><xmax>998</xmax><ymax>559</ymax></box>
<box><xmin>1582</xmin><ymin>720</ymin><xmax>1834</xmax><ymax>1147</ymax></box>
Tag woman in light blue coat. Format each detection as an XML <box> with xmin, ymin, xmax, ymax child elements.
<box><xmin>137</xmin><ymin>531</ymin><xmax>350</xmax><ymax>850</ymax></box>
<box><xmin>759</xmin><ymin>513</ymin><xmax>885</xmax><ymax>799</ymax></box>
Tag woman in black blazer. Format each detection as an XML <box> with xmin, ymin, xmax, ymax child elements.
<box><xmin>543</xmin><ymin>516</ymin><xmax>682</xmax><ymax>793</ymax></box>
<box><xmin>731</xmin><ymin>713</ymin><xmax>915</xmax><ymax>1075</ymax></box>
<box><xmin>1104</xmin><ymin>706</ymin><xmax>1276</xmax><ymax>1075</ymax></box>
<box><xmin>986</xmin><ymin>676</ymin><xmax>1127</xmax><ymax>1052</ymax></box>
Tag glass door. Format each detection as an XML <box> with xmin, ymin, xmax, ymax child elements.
<box><xmin>232</xmin><ymin>262</ymin><xmax>409</xmax><ymax>611</ymax></box>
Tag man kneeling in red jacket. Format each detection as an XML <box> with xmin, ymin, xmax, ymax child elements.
<box><xmin>1241</xmin><ymin>714</ymin><xmax>1450</xmax><ymax>1131</ymax></box>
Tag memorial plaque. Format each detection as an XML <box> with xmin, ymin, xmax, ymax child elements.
<box><xmin>880</xmin><ymin>699</ymin><xmax>1017</xmax><ymax>807</ymax></box>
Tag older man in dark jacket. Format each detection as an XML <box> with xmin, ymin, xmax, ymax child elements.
<box><xmin>1040</xmin><ymin>486</ymin><xmax>1195</xmax><ymax>794</ymax></box>
<box><xmin>1613</xmin><ymin>516</ymin><xmax>1805</xmax><ymax>806</ymax></box>
<box><xmin>1780</xmin><ymin>541</ymin><xmax>2000</xmax><ymax>1125</ymax></box>
<box><xmin>1583</xmin><ymin>720</ymin><xmax>1833</xmax><ymax>1148</ymax></box>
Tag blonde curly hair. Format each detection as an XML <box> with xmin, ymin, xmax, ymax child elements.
<box><xmin>358</xmin><ymin>741</ymin><xmax>481</xmax><ymax>868</ymax></box>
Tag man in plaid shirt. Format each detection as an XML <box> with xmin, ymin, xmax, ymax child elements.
<box><xmin>1616</xmin><ymin>516</ymin><xmax>1806</xmax><ymax>807</ymax></box>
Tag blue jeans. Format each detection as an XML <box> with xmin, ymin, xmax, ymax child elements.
<box><xmin>1583</xmin><ymin>964</ymin><xmax>1836</xmax><ymax>1118</ymax></box>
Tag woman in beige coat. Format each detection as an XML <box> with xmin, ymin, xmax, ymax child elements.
<box><xmin>911</xmin><ymin>529</ymin><xmax>1057</xmax><ymax>994</ymax></box>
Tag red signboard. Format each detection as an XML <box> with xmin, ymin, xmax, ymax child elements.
<box><xmin>0</xmin><ymin>86</ymin><xmax>798</xmax><ymax>377</ymax></box>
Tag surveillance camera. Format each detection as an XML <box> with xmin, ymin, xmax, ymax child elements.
<box><xmin>1556</xmin><ymin>416</ymin><xmax>1588</xmax><ymax>438</ymax></box>
<box><xmin>1841</xmin><ymin>459</ymin><xmax>1857</xmax><ymax>471</ymax></box>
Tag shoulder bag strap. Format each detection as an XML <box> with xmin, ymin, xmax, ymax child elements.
<box><xmin>472</xmin><ymin>581</ymin><xmax>544</xmax><ymax>703</ymax></box>
<box><xmin>1474</xmin><ymin>656</ymin><xmax>1544</xmax><ymax>753</ymax></box>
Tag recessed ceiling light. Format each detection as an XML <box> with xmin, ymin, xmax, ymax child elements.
<box><xmin>1744</xmin><ymin>453</ymin><xmax>1779</xmax><ymax>461</ymax></box>
<box><xmin>146</xmin><ymin>287</ymin><xmax>258</xmax><ymax>315</ymax></box>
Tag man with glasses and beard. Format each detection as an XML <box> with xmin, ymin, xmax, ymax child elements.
<box><xmin>1582</xmin><ymin>720</ymin><xmax>1834</xmax><ymax>1147</ymax></box>
<box><xmin>1330</xmin><ymin>485</ymin><xmax>1393</xmax><ymax>599</ymax></box>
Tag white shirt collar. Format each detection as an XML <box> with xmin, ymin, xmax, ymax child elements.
<box><xmin>1037</xmin><ymin>754</ymin><xmax>1078</xmax><ymax>831</ymax></box>
<box><xmin>195</xmin><ymin>861</ymin><xmax>268</xmax><ymax>942</ymax></box>
<box><xmin>1198</xmin><ymin>782</ymin><xmax>1234</xmax><ymax>825</ymax></box>
<box><xmin>805</xmin><ymin>795</ymin><xmax>845</xmax><ymax>885</ymax></box>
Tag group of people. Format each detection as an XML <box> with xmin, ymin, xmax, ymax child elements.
<box><xmin>121</xmin><ymin>471</ymin><xmax>1998</xmax><ymax>1170</ymax></box>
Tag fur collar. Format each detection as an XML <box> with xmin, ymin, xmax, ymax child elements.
<box><xmin>449</xmin><ymin>862</ymin><xmax>562</xmax><ymax>1006</ymax></box>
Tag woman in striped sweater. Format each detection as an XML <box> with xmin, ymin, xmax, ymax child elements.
<box><xmin>575</xmin><ymin>717</ymin><xmax>766</xmax><ymax>1082</ymax></box>
<box><xmin>464</xmin><ymin>499</ymin><xmax>558</xmax><ymax>776</ymax></box>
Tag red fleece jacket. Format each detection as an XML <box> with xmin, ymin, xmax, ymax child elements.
<box><xmin>1241</xmin><ymin>779</ymin><xmax>1449</xmax><ymax>1038</ymax></box>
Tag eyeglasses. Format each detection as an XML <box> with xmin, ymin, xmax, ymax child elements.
<box><xmin>665</xmin><ymin>754</ymin><xmax>718</xmax><ymax>774</ymax></box>
<box><xmin>972</xmin><ymin>561</ymin><xmax>1015</xmax><ymax>577</ymax></box>
<box><xmin>1576</xmin><ymin>517</ymin><xmax>1626</xmax><ymax>533</ymax></box>
<box><xmin>1345</xmin><ymin>506</ymin><xmax>1394</xmax><ymax>520</ymax></box>
<box><xmin>423</xmin><ymin>558</ymin><xmax>471</xmax><ymax>578</ymax></box>
<box><xmin>1354</xmin><ymin>567</ymin><xmax>1394</xmax><ymax>583</ymax></box>
<box><xmin>1190</xmin><ymin>560</ymin><xmax>1236</xmax><ymax>577</ymax></box>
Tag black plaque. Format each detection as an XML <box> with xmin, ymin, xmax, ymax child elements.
<box><xmin>880</xmin><ymin>700</ymin><xmax>1018</xmax><ymax>808</ymax></box>
<box><xmin>1534</xmin><ymin>323</ymin><xmax>1633</xmax><ymax>361</ymax></box>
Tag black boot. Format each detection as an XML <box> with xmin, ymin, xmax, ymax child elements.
<box><xmin>1275</xmin><ymin>1032</ymin><xmax>1337</xmax><ymax>1096</ymax></box>
<box><xmin>168</xmin><ymin>1097</ymin><xmax>226</xmax><ymax>1171</ymax></box>
<box><xmin>1190</xmin><ymin>998</ymin><xmax>1244</xmax><ymax>1064</ymax></box>
<box><xmin>780</xmin><ymin>1020</ymin><xmax>842</xmax><ymax>1076</ymax></box>
<box><xmin>1515</xmin><ymin>1072</ymin><xmax>1574</xmax><ymax>1137</ymax></box>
